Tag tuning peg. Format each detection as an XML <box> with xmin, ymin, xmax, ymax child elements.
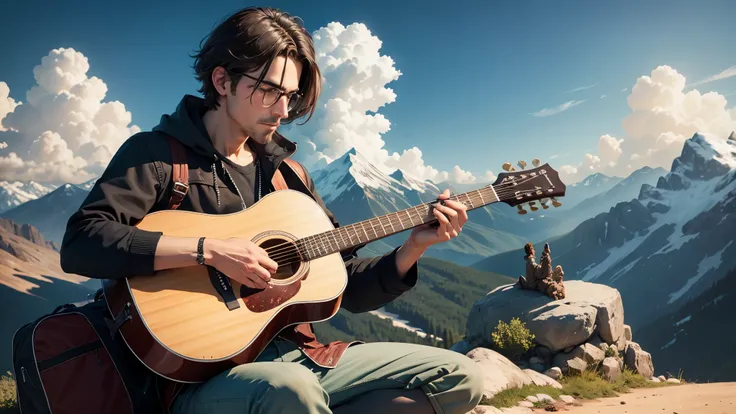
<box><xmin>532</xmin><ymin>158</ymin><xmax>541</xmax><ymax>167</ymax></box>
<box><xmin>517</xmin><ymin>205</ymin><xmax>527</xmax><ymax>215</ymax></box>
<box><xmin>540</xmin><ymin>200</ymin><xmax>550</xmax><ymax>209</ymax></box>
<box><xmin>502</xmin><ymin>162</ymin><xmax>515</xmax><ymax>172</ymax></box>
<box><xmin>529</xmin><ymin>201</ymin><xmax>538</xmax><ymax>211</ymax></box>
<box><xmin>517</xmin><ymin>160</ymin><xmax>527</xmax><ymax>170</ymax></box>
<box><xmin>551</xmin><ymin>198</ymin><xmax>562</xmax><ymax>207</ymax></box>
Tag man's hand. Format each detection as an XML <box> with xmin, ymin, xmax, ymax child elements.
<box><xmin>408</xmin><ymin>188</ymin><xmax>469</xmax><ymax>250</ymax></box>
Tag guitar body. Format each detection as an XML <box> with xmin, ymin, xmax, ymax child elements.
<box><xmin>103</xmin><ymin>190</ymin><xmax>347</xmax><ymax>383</ymax></box>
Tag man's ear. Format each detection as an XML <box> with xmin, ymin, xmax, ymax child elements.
<box><xmin>211</xmin><ymin>67</ymin><xmax>231</xmax><ymax>96</ymax></box>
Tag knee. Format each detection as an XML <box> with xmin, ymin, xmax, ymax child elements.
<box><xmin>235</xmin><ymin>364</ymin><xmax>328</xmax><ymax>410</ymax></box>
<box><xmin>456</xmin><ymin>355</ymin><xmax>485</xmax><ymax>407</ymax></box>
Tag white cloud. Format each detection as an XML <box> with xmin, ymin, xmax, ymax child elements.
<box><xmin>0</xmin><ymin>48</ymin><xmax>140</xmax><ymax>184</ymax></box>
<box><xmin>564</xmin><ymin>83</ymin><xmax>598</xmax><ymax>94</ymax></box>
<box><xmin>688</xmin><ymin>65</ymin><xmax>736</xmax><ymax>87</ymax></box>
<box><xmin>600</xmin><ymin>94</ymin><xmax>607</xmax><ymax>99</ymax></box>
<box><xmin>483</xmin><ymin>170</ymin><xmax>497</xmax><ymax>182</ymax></box>
<box><xmin>283</xmin><ymin>22</ymin><xmax>479</xmax><ymax>184</ymax></box>
<box><xmin>531</xmin><ymin>99</ymin><xmax>586</xmax><ymax>117</ymax></box>
<box><xmin>561</xmin><ymin>65</ymin><xmax>736</xmax><ymax>183</ymax></box>
<box><xmin>0</xmin><ymin>82</ymin><xmax>21</xmax><ymax>131</ymax></box>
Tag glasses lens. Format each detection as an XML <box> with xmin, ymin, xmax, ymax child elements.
<box><xmin>262</xmin><ymin>89</ymin><xmax>281</xmax><ymax>106</ymax></box>
<box><xmin>287</xmin><ymin>94</ymin><xmax>302</xmax><ymax>111</ymax></box>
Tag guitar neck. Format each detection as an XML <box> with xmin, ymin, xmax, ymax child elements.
<box><xmin>297</xmin><ymin>185</ymin><xmax>500</xmax><ymax>261</ymax></box>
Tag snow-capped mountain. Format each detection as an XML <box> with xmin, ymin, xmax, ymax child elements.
<box><xmin>0</xmin><ymin>180</ymin><xmax>58</xmax><ymax>213</ymax></box>
<box><xmin>472</xmin><ymin>131</ymin><xmax>736</xmax><ymax>330</ymax></box>
<box><xmin>310</xmin><ymin>148</ymin><xmax>527</xmax><ymax>265</ymax></box>
<box><xmin>558</xmin><ymin>173</ymin><xmax>624</xmax><ymax>211</ymax></box>
<box><xmin>0</xmin><ymin>184</ymin><xmax>90</xmax><ymax>245</ymax></box>
<box><xmin>537</xmin><ymin>166</ymin><xmax>666</xmax><ymax>239</ymax></box>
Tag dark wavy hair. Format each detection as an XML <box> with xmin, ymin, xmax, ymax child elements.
<box><xmin>191</xmin><ymin>6</ymin><xmax>321</xmax><ymax>125</ymax></box>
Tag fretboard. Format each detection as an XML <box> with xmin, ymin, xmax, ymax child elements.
<box><xmin>297</xmin><ymin>185</ymin><xmax>500</xmax><ymax>261</ymax></box>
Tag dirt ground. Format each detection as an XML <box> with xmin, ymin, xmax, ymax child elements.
<box><xmin>551</xmin><ymin>382</ymin><xmax>736</xmax><ymax>414</ymax></box>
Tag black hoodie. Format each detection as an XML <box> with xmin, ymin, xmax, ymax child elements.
<box><xmin>60</xmin><ymin>95</ymin><xmax>418</xmax><ymax>314</ymax></box>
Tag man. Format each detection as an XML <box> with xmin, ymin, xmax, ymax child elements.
<box><xmin>60</xmin><ymin>6</ymin><xmax>483</xmax><ymax>414</ymax></box>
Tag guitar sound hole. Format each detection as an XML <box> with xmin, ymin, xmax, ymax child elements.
<box><xmin>260</xmin><ymin>237</ymin><xmax>301</xmax><ymax>281</ymax></box>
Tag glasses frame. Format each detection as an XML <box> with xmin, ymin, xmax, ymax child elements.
<box><xmin>227</xmin><ymin>68</ymin><xmax>303</xmax><ymax>111</ymax></box>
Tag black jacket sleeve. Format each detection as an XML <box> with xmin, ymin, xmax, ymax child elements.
<box><xmin>60</xmin><ymin>134</ymin><xmax>166</xmax><ymax>279</ymax></box>
<box><xmin>300</xmin><ymin>163</ymin><xmax>419</xmax><ymax>314</ymax></box>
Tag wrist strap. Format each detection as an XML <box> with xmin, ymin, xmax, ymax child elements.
<box><xmin>197</xmin><ymin>237</ymin><xmax>206</xmax><ymax>265</ymax></box>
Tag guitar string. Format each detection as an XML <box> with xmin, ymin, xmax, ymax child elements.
<box><xmin>262</xmin><ymin>175</ymin><xmax>557</xmax><ymax>262</ymax></box>
<box><xmin>265</xmin><ymin>188</ymin><xmax>554</xmax><ymax>265</ymax></box>
<box><xmin>263</xmin><ymin>175</ymin><xmax>559</xmax><ymax>265</ymax></box>
<box><xmin>261</xmin><ymin>173</ymin><xmax>554</xmax><ymax>259</ymax></box>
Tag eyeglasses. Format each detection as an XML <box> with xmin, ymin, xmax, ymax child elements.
<box><xmin>233</xmin><ymin>71</ymin><xmax>304</xmax><ymax>112</ymax></box>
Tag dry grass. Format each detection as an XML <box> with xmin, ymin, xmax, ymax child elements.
<box><xmin>482</xmin><ymin>366</ymin><xmax>682</xmax><ymax>408</ymax></box>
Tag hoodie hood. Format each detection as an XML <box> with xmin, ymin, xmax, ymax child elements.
<box><xmin>152</xmin><ymin>94</ymin><xmax>297</xmax><ymax>161</ymax></box>
<box><xmin>152</xmin><ymin>94</ymin><xmax>299</xmax><ymax>208</ymax></box>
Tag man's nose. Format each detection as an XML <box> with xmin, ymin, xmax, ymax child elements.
<box><xmin>271</xmin><ymin>95</ymin><xmax>290</xmax><ymax>118</ymax></box>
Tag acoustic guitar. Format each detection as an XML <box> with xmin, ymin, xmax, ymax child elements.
<box><xmin>102</xmin><ymin>159</ymin><xmax>566</xmax><ymax>383</ymax></box>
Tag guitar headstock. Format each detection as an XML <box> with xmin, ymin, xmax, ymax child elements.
<box><xmin>490</xmin><ymin>158</ymin><xmax>566</xmax><ymax>215</ymax></box>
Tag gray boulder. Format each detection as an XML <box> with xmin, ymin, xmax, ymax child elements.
<box><xmin>466</xmin><ymin>281</ymin><xmax>625</xmax><ymax>352</ymax></box>
<box><xmin>624</xmin><ymin>341</ymin><xmax>654</xmax><ymax>378</ymax></box>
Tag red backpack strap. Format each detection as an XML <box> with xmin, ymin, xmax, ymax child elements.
<box><xmin>272</xmin><ymin>158</ymin><xmax>309</xmax><ymax>192</ymax></box>
<box><xmin>166</xmin><ymin>136</ymin><xmax>189</xmax><ymax>210</ymax></box>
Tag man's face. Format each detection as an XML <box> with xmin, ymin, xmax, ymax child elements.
<box><xmin>223</xmin><ymin>55</ymin><xmax>303</xmax><ymax>144</ymax></box>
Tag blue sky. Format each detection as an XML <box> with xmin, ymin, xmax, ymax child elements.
<box><xmin>1</xmin><ymin>0</ymin><xmax>735</xmax><ymax>186</ymax></box>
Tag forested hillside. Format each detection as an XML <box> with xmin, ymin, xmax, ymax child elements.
<box><xmin>314</xmin><ymin>257</ymin><xmax>515</xmax><ymax>347</ymax></box>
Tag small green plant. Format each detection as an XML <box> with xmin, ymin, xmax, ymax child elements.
<box><xmin>490</xmin><ymin>318</ymin><xmax>535</xmax><ymax>361</ymax></box>
<box><xmin>0</xmin><ymin>372</ymin><xmax>18</xmax><ymax>411</ymax></box>
<box><xmin>604</xmin><ymin>346</ymin><xmax>617</xmax><ymax>358</ymax></box>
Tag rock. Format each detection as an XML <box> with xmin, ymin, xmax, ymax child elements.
<box><xmin>609</xmin><ymin>344</ymin><xmax>619</xmax><ymax>355</ymax></box>
<box><xmin>559</xmin><ymin>395</ymin><xmax>576</xmax><ymax>405</ymax></box>
<box><xmin>624</xmin><ymin>324</ymin><xmax>632</xmax><ymax>341</ymax></box>
<box><xmin>570</xmin><ymin>343</ymin><xmax>605</xmax><ymax>364</ymax></box>
<box><xmin>624</xmin><ymin>341</ymin><xmax>654</xmax><ymax>378</ymax></box>
<box><xmin>544</xmin><ymin>367</ymin><xmax>562</xmax><ymax>379</ymax></box>
<box><xmin>588</xmin><ymin>333</ymin><xmax>604</xmax><ymax>348</ymax></box>
<box><xmin>667</xmin><ymin>378</ymin><xmax>681</xmax><ymax>384</ymax></box>
<box><xmin>450</xmin><ymin>339</ymin><xmax>475</xmax><ymax>355</ymax></box>
<box><xmin>529</xmin><ymin>356</ymin><xmax>543</xmax><ymax>365</ymax></box>
<box><xmin>466</xmin><ymin>281</ymin><xmax>625</xmax><ymax>352</ymax></box>
<box><xmin>530</xmin><ymin>363</ymin><xmax>545</xmax><ymax>372</ymax></box>
<box><xmin>466</xmin><ymin>347</ymin><xmax>561</xmax><ymax>399</ymax></box>
<box><xmin>536</xmin><ymin>394</ymin><xmax>554</xmax><ymax>402</ymax></box>
<box><xmin>518</xmin><ymin>401</ymin><xmax>534</xmax><ymax>408</ymax></box>
<box><xmin>499</xmin><ymin>408</ymin><xmax>533</xmax><ymax>414</ymax></box>
<box><xmin>535</xmin><ymin>346</ymin><xmax>553</xmax><ymax>365</ymax></box>
<box><xmin>601</xmin><ymin>357</ymin><xmax>621</xmax><ymax>381</ymax></box>
<box><xmin>658</xmin><ymin>375</ymin><xmax>666</xmax><ymax>382</ymax></box>
<box><xmin>526</xmin><ymin>395</ymin><xmax>539</xmax><ymax>403</ymax></box>
<box><xmin>472</xmin><ymin>406</ymin><xmax>503</xmax><ymax>414</ymax></box>
<box><xmin>599</xmin><ymin>342</ymin><xmax>610</xmax><ymax>353</ymax></box>
<box><xmin>615</xmin><ymin>334</ymin><xmax>627</xmax><ymax>351</ymax></box>
<box><xmin>567</xmin><ymin>357</ymin><xmax>588</xmax><ymax>375</ymax></box>
<box><xmin>650</xmin><ymin>377</ymin><xmax>661</xmax><ymax>383</ymax></box>
<box><xmin>523</xmin><ymin>369</ymin><xmax>562</xmax><ymax>389</ymax></box>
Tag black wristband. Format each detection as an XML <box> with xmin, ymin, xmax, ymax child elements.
<box><xmin>197</xmin><ymin>237</ymin><xmax>206</xmax><ymax>265</ymax></box>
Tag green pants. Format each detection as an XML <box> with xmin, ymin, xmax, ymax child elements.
<box><xmin>172</xmin><ymin>339</ymin><xmax>483</xmax><ymax>414</ymax></box>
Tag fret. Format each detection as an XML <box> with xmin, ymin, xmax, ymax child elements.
<box><xmin>413</xmin><ymin>206</ymin><xmax>422</xmax><ymax>224</ymax></box>
<box><xmin>339</xmin><ymin>227</ymin><xmax>348</xmax><ymax>250</ymax></box>
<box><xmin>360</xmin><ymin>222</ymin><xmax>370</xmax><ymax>241</ymax></box>
<box><xmin>377</xmin><ymin>217</ymin><xmax>387</xmax><ymax>235</ymax></box>
<box><xmin>319</xmin><ymin>235</ymin><xmax>328</xmax><ymax>255</ymax></box>
<box><xmin>406</xmin><ymin>209</ymin><xmax>415</xmax><ymax>226</ymax></box>
<box><xmin>330</xmin><ymin>230</ymin><xmax>339</xmax><ymax>252</ymax></box>
<box><xmin>465</xmin><ymin>193</ymin><xmax>474</xmax><ymax>208</ymax></box>
<box><xmin>387</xmin><ymin>215</ymin><xmax>396</xmax><ymax>232</ymax></box>
<box><xmin>477</xmin><ymin>189</ymin><xmax>485</xmax><ymax>204</ymax></box>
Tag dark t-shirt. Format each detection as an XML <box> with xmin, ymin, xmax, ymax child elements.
<box><xmin>193</xmin><ymin>115</ymin><xmax>273</xmax><ymax>208</ymax></box>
